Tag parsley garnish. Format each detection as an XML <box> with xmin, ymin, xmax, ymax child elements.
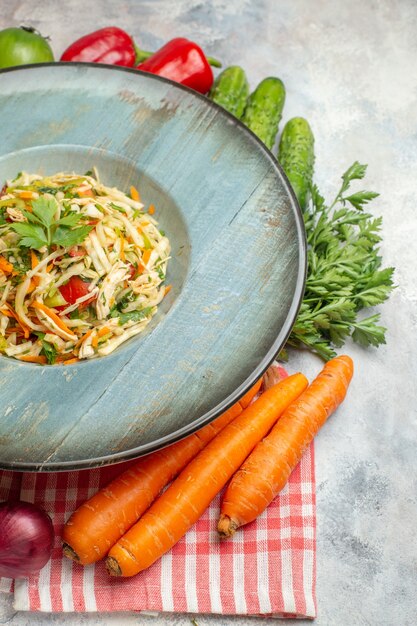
<box><xmin>34</xmin><ymin>332</ymin><xmax>58</xmax><ymax>365</ymax></box>
<box><xmin>286</xmin><ymin>162</ymin><xmax>395</xmax><ymax>360</ymax></box>
<box><xmin>41</xmin><ymin>340</ymin><xmax>58</xmax><ymax>365</ymax></box>
<box><xmin>36</xmin><ymin>186</ymin><xmax>58</xmax><ymax>195</ymax></box>
<box><xmin>117</xmin><ymin>290</ymin><xmax>135</xmax><ymax>310</ymax></box>
<box><xmin>14</xmin><ymin>248</ymin><xmax>31</xmax><ymax>274</ymax></box>
<box><xmin>10</xmin><ymin>196</ymin><xmax>93</xmax><ymax>251</ymax></box>
<box><xmin>111</xmin><ymin>306</ymin><xmax>153</xmax><ymax>325</ymax></box>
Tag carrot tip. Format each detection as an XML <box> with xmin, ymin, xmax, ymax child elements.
<box><xmin>62</xmin><ymin>543</ymin><xmax>80</xmax><ymax>563</ymax></box>
<box><xmin>217</xmin><ymin>514</ymin><xmax>238</xmax><ymax>539</ymax></box>
<box><xmin>106</xmin><ymin>556</ymin><xmax>122</xmax><ymax>577</ymax></box>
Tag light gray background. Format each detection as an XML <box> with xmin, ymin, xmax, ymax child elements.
<box><xmin>1</xmin><ymin>1</ymin><xmax>416</xmax><ymax>625</ymax></box>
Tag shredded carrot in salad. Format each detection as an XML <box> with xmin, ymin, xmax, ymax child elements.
<box><xmin>0</xmin><ymin>170</ymin><xmax>170</xmax><ymax>365</ymax></box>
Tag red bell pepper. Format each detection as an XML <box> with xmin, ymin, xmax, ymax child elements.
<box><xmin>60</xmin><ymin>26</ymin><xmax>138</xmax><ymax>67</ymax></box>
<box><xmin>137</xmin><ymin>37</ymin><xmax>219</xmax><ymax>94</ymax></box>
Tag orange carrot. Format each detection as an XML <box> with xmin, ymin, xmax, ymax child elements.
<box><xmin>62</xmin><ymin>378</ymin><xmax>262</xmax><ymax>565</ymax></box>
<box><xmin>29</xmin><ymin>250</ymin><xmax>40</xmax><ymax>290</ymax></box>
<box><xmin>2</xmin><ymin>304</ymin><xmax>30</xmax><ymax>338</ymax></box>
<box><xmin>119</xmin><ymin>235</ymin><xmax>126</xmax><ymax>261</ymax></box>
<box><xmin>105</xmin><ymin>372</ymin><xmax>308</xmax><ymax>576</ymax></box>
<box><xmin>31</xmin><ymin>301</ymin><xmax>77</xmax><ymax>339</ymax></box>
<box><xmin>164</xmin><ymin>284</ymin><xmax>172</xmax><ymax>295</ymax></box>
<box><xmin>77</xmin><ymin>187</ymin><xmax>94</xmax><ymax>197</ymax></box>
<box><xmin>55</xmin><ymin>351</ymin><xmax>77</xmax><ymax>362</ymax></box>
<box><xmin>60</xmin><ymin>357</ymin><xmax>78</xmax><ymax>365</ymax></box>
<box><xmin>91</xmin><ymin>326</ymin><xmax>111</xmax><ymax>348</ymax></box>
<box><xmin>141</xmin><ymin>249</ymin><xmax>152</xmax><ymax>265</ymax></box>
<box><xmin>148</xmin><ymin>204</ymin><xmax>155</xmax><ymax>215</ymax></box>
<box><xmin>218</xmin><ymin>355</ymin><xmax>354</xmax><ymax>538</ymax></box>
<box><xmin>239</xmin><ymin>369</ymin><xmax>274</xmax><ymax>407</ymax></box>
<box><xmin>17</xmin><ymin>355</ymin><xmax>47</xmax><ymax>364</ymax></box>
<box><xmin>130</xmin><ymin>185</ymin><xmax>141</xmax><ymax>202</ymax></box>
<box><xmin>73</xmin><ymin>328</ymin><xmax>93</xmax><ymax>350</ymax></box>
<box><xmin>5</xmin><ymin>326</ymin><xmax>20</xmax><ymax>333</ymax></box>
<box><xmin>19</xmin><ymin>190</ymin><xmax>34</xmax><ymax>200</ymax></box>
<box><xmin>0</xmin><ymin>255</ymin><xmax>13</xmax><ymax>274</ymax></box>
<box><xmin>31</xmin><ymin>250</ymin><xmax>38</xmax><ymax>269</ymax></box>
<box><xmin>238</xmin><ymin>378</ymin><xmax>263</xmax><ymax>407</ymax></box>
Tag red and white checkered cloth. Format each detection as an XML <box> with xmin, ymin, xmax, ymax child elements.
<box><xmin>0</xmin><ymin>372</ymin><xmax>316</xmax><ymax>618</ymax></box>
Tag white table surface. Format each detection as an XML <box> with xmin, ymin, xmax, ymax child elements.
<box><xmin>1</xmin><ymin>1</ymin><xmax>416</xmax><ymax>625</ymax></box>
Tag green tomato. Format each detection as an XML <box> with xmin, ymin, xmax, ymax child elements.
<box><xmin>0</xmin><ymin>26</ymin><xmax>54</xmax><ymax>69</ymax></box>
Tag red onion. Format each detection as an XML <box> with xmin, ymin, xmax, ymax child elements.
<box><xmin>0</xmin><ymin>500</ymin><xmax>54</xmax><ymax>578</ymax></box>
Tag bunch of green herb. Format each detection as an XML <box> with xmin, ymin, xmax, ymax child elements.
<box><xmin>286</xmin><ymin>162</ymin><xmax>395</xmax><ymax>360</ymax></box>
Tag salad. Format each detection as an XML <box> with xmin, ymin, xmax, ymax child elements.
<box><xmin>0</xmin><ymin>170</ymin><xmax>170</xmax><ymax>364</ymax></box>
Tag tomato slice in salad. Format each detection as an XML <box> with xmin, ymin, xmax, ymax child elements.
<box><xmin>58</xmin><ymin>276</ymin><xmax>96</xmax><ymax>309</ymax></box>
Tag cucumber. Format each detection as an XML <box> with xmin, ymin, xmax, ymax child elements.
<box><xmin>209</xmin><ymin>66</ymin><xmax>249</xmax><ymax>119</ymax></box>
<box><xmin>44</xmin><ymin>290</ymin><xmax>67</xmax><ymax>308</ymax></box>
<box><xmin>241</xmin><ymin>77</ymin><xmax>286</xmax><ymax>150</ymax></box>
<box><xmin>278</xmin><ymin>117</ymin><xmax>315</xmax><ymax>211</ymax></box>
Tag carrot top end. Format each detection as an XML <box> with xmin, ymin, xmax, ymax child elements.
<box><xmin>62</xmin><ymin>543</ymin><xmax>80</xmax><ymax>563</ymax></box>
<box><xmin>106</xmin><ymin>556</ymin><xmax>122</xmax><ymax>577</ymax></box>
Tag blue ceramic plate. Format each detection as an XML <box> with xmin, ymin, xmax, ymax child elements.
<box><xmin>0</xmin><ymin>63</ymin><xmax>305</xmax><ymax>470</ymax></box>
